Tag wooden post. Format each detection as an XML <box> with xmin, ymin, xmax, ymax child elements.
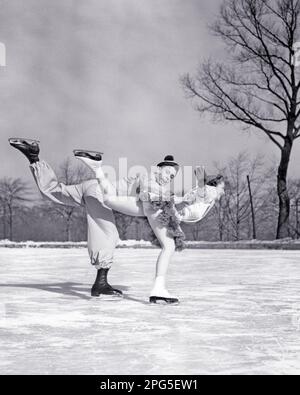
<box><xmin>247</xmin><ymin>175</ymin><xmax>256</xmax><ymax>239</ymax></box>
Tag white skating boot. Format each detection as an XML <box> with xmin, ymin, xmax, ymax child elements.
<box><xmin>149</xmin><ymin>276</ymin><xmax>179</xmax><ymax>305</ymax></box>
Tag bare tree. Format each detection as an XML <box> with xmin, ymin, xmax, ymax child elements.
<box><xmin>287</xmin><ymin>177</ymin><xmax>300</xmax><ymax>236</ymax></box>
<box><xmin>57</xmin><ymin>158</ymin><xmax>92</xmax><ymax>185</ymax></box>
<box><xmin>41</xmin><ymin>158</ymin><xmax>91</xmax><ymax>241</ymax></box>
<box><xmin>0</xmin><ymin>178</ymin><xmax>32</xmax><ymax>240</ymax></box>
<box><xmin>213</xmin><ymin>152</ymin><xmax>266</xmax><ymax>240</ymax></box>
<box><xmin>113</xmin><ymin>211</ymin><xmax>136</xmax><ymax>240</ymax></box>
<box><xmin>182</xmin><ymin>0</ymin><xmax>300</xmax><ymax>239</ymax></box>
<box><xmin>190</xmin><ymin>221</ymin><xmax>203</xmax><ymax>241</ymax></box>
<box><xmin>213</xmin><ymin>194</ymin><xmax>229</xmax><ymax>241</ymax></box>
<box><xmin>132</xmin><ymin>217</ymin><xmax>143</xmax><ymax>240</ymax></box>
<box><xmin>0</xmin><ymin>196</ymin><xmax>7</xmax><ymax>239</ymax></box>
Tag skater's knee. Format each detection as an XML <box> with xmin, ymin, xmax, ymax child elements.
<box><xmin>102</xmin><ymin>195</ymin><xmax>117</xmax><ymax>208</ymax></box>
<box><xmin>161</xmin><ymin>239</ymin><xmax>176</xmax><ymax>254</ymax></box>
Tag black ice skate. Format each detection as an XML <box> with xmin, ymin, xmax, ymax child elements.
<box><xmin>73</xmin><ymin>149</ymin><xmax>103</xmax><ymax>161</ymax></box>
<box><xmin>194</xmin><ymin>166</ymin><xmax>224</xmax><ymax>188</ymax></box>
<box><xmin>149</xmin><ymin>296</ymin><xmax>179</xmax><ymax>305</ymax></box>
<box><xmin>91</xmin><ymin>268</ymin><xmax>123</xmax><ymax>298</ymax></box>
<box><xmin>8</xmin><ymin>138</ymin><xmax>40</xmax><ymax>164</ymax></box>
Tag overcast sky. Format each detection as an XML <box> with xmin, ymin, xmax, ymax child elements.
<box><xmin>0</xmin><ymin>0</ymin><xmax>299</xmax><ymax>184</ymax></box>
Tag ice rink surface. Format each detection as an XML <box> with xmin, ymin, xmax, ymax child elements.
<box><xmin>0</xmin><ymin>247</ymin><xmax>300</xmax><ymax>375</ymax></box>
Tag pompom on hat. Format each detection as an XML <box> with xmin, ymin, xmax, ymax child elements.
<box><xmin>157</xmin><ymin>155</ymin><xmax>179</xmax><ymax>168</ymax></box>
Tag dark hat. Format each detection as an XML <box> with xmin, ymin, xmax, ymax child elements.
<box><xmin>157</xmin><ymin>155</ymin><xmax>179</xmax><ymax>168</ymax></box>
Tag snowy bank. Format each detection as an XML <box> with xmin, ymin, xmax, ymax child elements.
<box><xmin>0</xmin><ymin>239</ymin><xmax>155</xmax><ymax>249</ymax></box>
<box><xmin>1</xmin><ymin>239</ymin><xmax>300</xmax><ymax>250</ymax></box>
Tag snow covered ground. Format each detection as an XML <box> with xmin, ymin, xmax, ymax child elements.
<box><xmin>0</xmin><ymin>248</ymin><xmax>300</xmax><ymax>375</ymax></box>
<box><xmin>2</xmin><ymin>238</ymin><xmax>300</xmax><ymax>249</ymax></box>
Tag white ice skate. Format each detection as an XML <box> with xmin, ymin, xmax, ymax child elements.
<box><xmin>149</xmin><ymin>296</ymin><xmax>179</xmax><ymax>305</ymax></box>
<box><xmin>149</xmin><ymin>277</ymin><xmax>179</xmax><ymax>305</ymax></box>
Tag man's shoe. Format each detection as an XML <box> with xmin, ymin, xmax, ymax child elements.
<box><xmin>91</xmin><ymin>268</ymin><xmax>123</xmax><ymax>298</ymax></box>
<box><xmin>8</xmin><ymin>138</ymin><xmax>40</xmax><ymax>164</ymax></box>
<box><xmin>91</xmin><ymin>284</ymin><xmax>123</xmax><ymax>297</ymax></box>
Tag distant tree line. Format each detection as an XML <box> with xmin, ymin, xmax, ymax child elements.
<box><xmin>182</xmin><ymin>0</ymin><xmax>300</xmax><ymax>239</ymax></box>
<box><xmin>1</xmin><ymin>152</ymin><xmax>300</xmax><ymax>242</ymax></box>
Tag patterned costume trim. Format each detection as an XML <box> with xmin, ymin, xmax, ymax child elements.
<box><xmin>148</xmin><ymin>198</ymin><xmax>186</xmax><ymax>251</ymax></box>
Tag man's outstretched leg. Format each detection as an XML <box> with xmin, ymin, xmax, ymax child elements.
<box><xmin>8</xmin><ymin>138</ymin><xmax>122</xmax><ymax>298</ymax></box>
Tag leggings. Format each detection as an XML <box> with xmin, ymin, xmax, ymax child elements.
<box><xmin>97</xmin><ymin>175</ymin><xmax>176</xmax><ymax>279</ymax></box>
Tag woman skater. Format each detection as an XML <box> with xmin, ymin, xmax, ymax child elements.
<box><xmin>76</xmin><ymin>152</ymin><xmax>225</xmax><ymax>305</ymax></box>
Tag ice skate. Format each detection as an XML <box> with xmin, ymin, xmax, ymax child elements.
<box><xmin>149</xmin><ymin>287</ymin><xmax>179</xmax><ymax>305</ymax></box>
<box><xmin>194</xmin><ymin>166</ymin><xmax>224</xmax><ymax>188</ymax></box>
<box><xmin>91</xmin><ymin>285</ymin><xmax>123</xmax><ymax>300</ymax></box>
<box><xmin>73</xmin><ymin>149</ymin><xmax>103</xmax><ymax>161</ymax></box>
<box><xmin>8</xmin><ymin>138</ymin><xmax>40</xmax><ymax>164</ymax></box>
<box><xmin>149</xmin><ymin>296</ymin><xmax>179</xmax><ymax>305</ymax></box>
<box><xmin>149</xmin><ymin>276</ymin><xmax>179</xmax><ymax>305</ymax></box>
<box><xmin>206</xmin><ymin>174</ymin><xmax>224</xmax><ymax>187</ymax></box>
<box><xmin>74</xmin><ymin>149</ymin><xmax>103</xmax><ymax>176</ymax></box>
<box><xmin>91</xmin><ymin>268</ymin><xmax>123</xmax><ymax>298</ymax></box>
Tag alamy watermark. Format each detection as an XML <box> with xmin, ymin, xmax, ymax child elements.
<box><xmin>100</xmin><ymin>158</ymin><xmax>210</xmax><ymax>201</ymax></box>
<box><xmin>0</xmin><ymin>42</ymin><xmax>6</xmax><ymax>66</ymax></box>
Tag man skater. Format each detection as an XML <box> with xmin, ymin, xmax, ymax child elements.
<box><xmin>8</xmin><ymin>138</ymin><xmax>139</xmax><ymax>298</ymax></box>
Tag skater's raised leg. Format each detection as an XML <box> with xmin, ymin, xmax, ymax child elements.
<box><xmin>9</xmin><ymin>140</ymin><xmax>122</xmax><ymax>298</ymax></box>
<box><xmin>75</xmin><ymin>150</ymin><xmax>145</xmax><ymax>217</ymax></box>
<box><xmin>31</xmin><ymin>161</ymin><xmax>122</xmax><ymax>297</ymax></box>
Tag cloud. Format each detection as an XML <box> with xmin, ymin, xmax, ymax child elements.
<box><xmin>0</xmin><ymin>0</ymin><xmax>299</xmax><ymax>183</ymax></box>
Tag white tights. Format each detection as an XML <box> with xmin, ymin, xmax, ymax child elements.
<box><xmin>96</xmin><ymin>166</ymin><xmax>177</xmax><ymax>298</ymax></box>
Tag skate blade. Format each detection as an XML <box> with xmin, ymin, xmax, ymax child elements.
<box><xmin>73</xmin><ymin>149</ymin><xmax>103</xmax><ymax>160</ymax></box>
<box><xmin>149</xmin><ymin>301</ymin><xmax>180</xmax><ymax>306</ymax></box>
<box><xmin>9</xmin><ymin>138</ymin><xmax>40</xmax><ymax>145</ymax></box>
<box><xmin>92</xmin><ymin>294</ymin><xmax>123</xmax><ymax>301</ymax></box>
<box><xmin>149</xmin><ymin>297</ymin><xmax>180</xmax><ymax>305</ymax></box>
